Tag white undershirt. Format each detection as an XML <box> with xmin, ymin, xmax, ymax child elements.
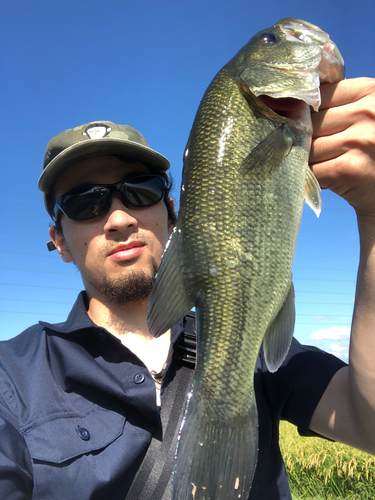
<box><xmin>118</xmin><ymin>330</ymin><xmax>172</xmax><ymax>406</ymax></box>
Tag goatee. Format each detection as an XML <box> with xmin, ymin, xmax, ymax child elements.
<box><xmin>98</xmin><ymin>258</ymin><xmax>158</xmax><ymax>305</ymax></box>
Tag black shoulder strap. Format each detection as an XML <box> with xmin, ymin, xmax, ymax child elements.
<box><xmin>125</xmin><ymin>313</ymin><xmax>197</xmax><ymax>500</ymax></box>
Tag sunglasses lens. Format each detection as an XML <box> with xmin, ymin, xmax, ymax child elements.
<box><xmin>55</xmin><ymin>175</ymin><xmax>167</xmax><ymax>221</ymax></box>
<box><xmin>62</xmin><ymin>187</ymin><xmax>111</xmax><ymax>220</ymax></box>
<box><xmin>121</xmin><ymin>176</ymin><xmax>165</xmax><ymax>207</ymax></box>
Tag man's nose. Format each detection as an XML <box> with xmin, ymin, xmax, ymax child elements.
<box><xmin>103</xmin><ymin>195</ymin><xmax>138</xmax><ymax>233</ymax></box>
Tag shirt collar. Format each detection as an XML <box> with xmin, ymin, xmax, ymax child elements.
<box><xmin>39</xmin><ymin>291</ymin><xmax>185</xmax><ymax>343</ymax></box>
<box><xmin>39</xmin><ymin>291</ymin><xmax>98</xmax><ymax>334</ymax></box>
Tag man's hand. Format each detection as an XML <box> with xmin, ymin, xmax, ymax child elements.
<box><xmin>309</xmin><ymin>78</ymin><xmax>375</xmax><ymax>455</ymax></box>
<box><xmin>310</xmin><ymin>77</ymin><xmax>375</xmax><ymax>217</ymax></box>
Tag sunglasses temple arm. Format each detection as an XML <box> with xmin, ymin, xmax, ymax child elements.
<box><xmin>47</xmin><ymin>240</ymin><xmax>57</xmax><ymax>252</ymax></box>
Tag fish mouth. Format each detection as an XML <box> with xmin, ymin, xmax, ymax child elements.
<box><xmin>257</xmin><ymin>95</ymin><xmax>303</xmax><ymax>119</ymax></box>
<box><xmin>277</xmin><ymin>18</ymin><xmax>345</xmax><ymax>85</ymax></box>
<box><xmin>243</xmin><ymin>18</ymin><xmax>345</xmax><ymax>113</ymax></box>
<box><xmin>239</xmin><ymin>80</ymin><xmax>312</xmax><ymax>127</ymax></box>
<box><xmin>255</xmin><ymin>93</ymin><xmax>313</xmax><ymax>133</ymax></box>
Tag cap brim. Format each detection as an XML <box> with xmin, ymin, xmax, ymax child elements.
<box><xmin>38</xmin><ymin>138</ymin><xmax>170</xmax><ymax>194</ymax></box>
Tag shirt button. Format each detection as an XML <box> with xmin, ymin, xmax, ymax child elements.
<box><xmin>77</xmin><ymin>426</ymin><xmax>90</xmax><ymax>441</ymax></box>
<box><xmin>97</xmin><ymin>332</ymin><xmax>108</xmax><ymax>344</ymax></box>
<box><xmin>133</xmin><ymin>373</ymin><xmax>145</xmax><ymax>384</ymax></box>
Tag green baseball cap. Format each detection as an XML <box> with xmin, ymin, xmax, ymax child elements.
<box><xmin>38</xmin><ymin>120</ymin><xmax>170</xmax><ymax>197</ymax></box>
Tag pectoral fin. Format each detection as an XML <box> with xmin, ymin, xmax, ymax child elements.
<box><xmin>147</xmin><ymin>227</ymin><xmax>195</xmax><ymax>338</ymax></box>
<box><xmin>263</xmin><ymin>282</ymin><xmax>295</xmax><ymax>373</ymax></box>
<box><xmin>240</xmin><ymin>125</ymin><xmax>294</xmax><ymax>176</ymax></box>
<box><xmin>304</xmin><ymin>167</ymin><xmax>322</xmax><ymax>217</ymax></box>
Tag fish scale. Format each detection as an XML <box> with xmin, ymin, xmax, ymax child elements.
<box><xmin>148</xmin><ymin>17</ymin><xmax>345</xmax><ymax>500</ymax></box>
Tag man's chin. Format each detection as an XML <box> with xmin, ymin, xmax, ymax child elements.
<box><xmin>97</xmin><ymin>260</ymin><xmax>158</xmax><ymax>305</ymax></box>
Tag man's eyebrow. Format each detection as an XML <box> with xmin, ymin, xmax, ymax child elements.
<box><xmin>62</xmin><ymin>181</ymin><xmax>98</xmax><ymax>194</ymax></box>
<box><xmin>124</xmin><ymin>168</ymin><xmax>151</xmax><ymax>178</ymax></box>
<box><xmin>62</xmin><ymin>171</ymin><xmax>152</xmax><ymax>193</ymax></box>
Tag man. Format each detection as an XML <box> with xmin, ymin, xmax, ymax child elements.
<box><xmin>0</xmin><ymin>77</ymin><xmax>375</xmax><ymax>500</ymax></box>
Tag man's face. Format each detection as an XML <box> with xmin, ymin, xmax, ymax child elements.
<box><xmin>49</xmin><ymin>155</ymin><xmax>174</xmax><ymax>304</ymax></box>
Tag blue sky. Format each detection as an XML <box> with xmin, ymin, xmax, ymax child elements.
<box><xmin>1</xmin><ymin>0</ymin><xmax>374</xmax><ymax>362</ymax></box>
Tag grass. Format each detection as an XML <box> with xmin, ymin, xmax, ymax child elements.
<box><xmin>279</xmin><ymin>420</ymin><xmax>375</xmax><ymax>499</ymax></box>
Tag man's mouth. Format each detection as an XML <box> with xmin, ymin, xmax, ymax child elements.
<box><xmin>108</xmin><ymin>241</ymin><xmax>145</xmax><ymax>261</ymax></box>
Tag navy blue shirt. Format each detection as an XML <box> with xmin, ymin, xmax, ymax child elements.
<box><xmin>0</xmin><ymin>292</ymin><xmax>346</xmax><ymax>499</ymax></box>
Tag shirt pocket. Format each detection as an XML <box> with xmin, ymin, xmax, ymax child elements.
<box><xmin>22</xmin><ymin>404</ymin><xmax>126</xmax><ymax>464</ymax></box>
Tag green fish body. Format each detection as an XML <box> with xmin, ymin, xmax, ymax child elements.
<box><xmin>148</xmin><ymin>18</ymin><xmax>345</xmax><ymax>500</ymax></box>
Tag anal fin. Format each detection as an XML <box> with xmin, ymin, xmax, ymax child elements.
<box><xmin>305</xmin><ymin>166</ymin><xmax>322</xmax><ymax>217</ymax></box>
<box><xmin>263</xmin><ymin>282</ymin><xmax>295</xmax><ymax>373</ymax></box>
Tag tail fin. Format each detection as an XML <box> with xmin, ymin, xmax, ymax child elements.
<box><xmin>172</xmin><ymin>388</ymin><xmax>258</xmax><ymax>500</ymax></box>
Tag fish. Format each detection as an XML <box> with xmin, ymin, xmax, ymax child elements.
<box><xmin>148</xmin><ymin>18</ymin><xmax>345</xmax><ymax>500</ymax></box>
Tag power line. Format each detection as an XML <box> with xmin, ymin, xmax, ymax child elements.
<box><xmin>0</xmin><ymin>266</ymin><xmax>77</xmax><ymax>276</ymax></box>
<box><xmin>0</xmin><ymin>297</ymin><xmax>354</xmax><ymax>308</ymax></box>
<box><xmin>0</xmin><ymin>310</ymin><xmax>352</xmax><ymax>323</ymax></box>
<box><xmin>0</xmin><ymin>267</ymin><xmax>357</xmax><ymax>283</ymax></box>
<box><xmin>0</xmin><ymin>197</ymin><xmax>40</xmax><ymax>204</ymax></box>
<box><xmin>0</xmin><ymin>281</ymin><xmax>354</xmax><ymax>295</ymax></box>
<box><xmin>296</xmin><ymin>322</ymin><xmax>352</xmax><ymax>326</ymax></box>
<box><xmin>296</xmin><ymin>290</ymin><xmax>354</xmax><ymax>295</ymax></box>
<box><xmin>297</xmin><ymin>314</ymin><xmax>352</xmax><ymax>318</ymax></box>
<box><xmin>0</xmin><ymin>282</ymin><xmax>80</xmax><ymax>290</ymax></box>
<box><xmin>0</xmin><ymin>310</ymin><xmax>66</xmax><ymax>316</ymax></box>
<box><xmin>293</xmin><ymin>265</ymin><xmax>356</xmax><ymax>273</ymax></box>
<box><xmin>297</xmin><ymin>301</ymin><xmax>353</xmax><ymax>305</ymax></box>
<box><xmin>0</xmin><ymin>250</ymin><xmax>59</xmax><ymax>258</ymax></box>
<box><xmin>0</xmin><ymin>247</ymin><xmax>359</xmax><ymax>273</ymax></box>
<box><xmin>0</xmin><ymin>234</ymin><xmax>47</xmax><ymax>241</ymax></box>
<box><xmin>0</xmin><ymin>298</ymin><xmax>72</xmax><ymax>305</ymax></box>
<box><xmin>294</xmin><ymin>277</ymin><xmax>355</xmax><ymax>283</ymax></box>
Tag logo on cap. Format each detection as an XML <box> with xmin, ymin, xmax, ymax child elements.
<box><xmin>83</xmin><ymin>123</ymin><xmax>112</xmax><ymax>140</ymax></box>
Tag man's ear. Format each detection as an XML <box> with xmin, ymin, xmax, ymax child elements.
<box><xmin>49</xmin><ymin>226</ymin><xmax>74</xmax><ymax>263</ymax></box>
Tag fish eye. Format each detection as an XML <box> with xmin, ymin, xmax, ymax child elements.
<box><xmin>260</xmin><ymin>32</ymin><xmax>278</xmax><ymax>43</ymax></box>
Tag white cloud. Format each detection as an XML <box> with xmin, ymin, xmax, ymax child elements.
<box><xmin>329</xmin><ymin>343</ymin><xmax>348</xmax><ymax>352</ymax></box>
<box><xmin>309</xmin><ymin>326</ymin><xmax>350</xmax><ymax>341</ymax></box>
<box><xmin>306</xmin><ymin>326</ymin><xmax>351</xmax><ymax>363</ymax></box>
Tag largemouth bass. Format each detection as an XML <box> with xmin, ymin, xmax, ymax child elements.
<box><xmin>148</xmin><ymin>18</ymin><xmax>345</xmax><ymax>500</ymax></box>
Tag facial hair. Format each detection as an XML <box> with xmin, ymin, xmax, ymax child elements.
<box><xmin>97</xmin><ymin>257</ymin><xmax>158</xmax><ymax>305</ymax></box>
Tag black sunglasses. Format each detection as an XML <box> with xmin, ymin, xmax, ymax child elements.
<box><xmin>52</xmin><ymin>174</ymin><xmax>167</xmax><ymax>222</ymax></box>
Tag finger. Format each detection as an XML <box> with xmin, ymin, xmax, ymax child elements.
<box><xmin>319</xmin><ymin>77</ymin><xmax>375</xmax><ymax>110</ymax></box>
<box><xmin>311</xmin><ymin>117</ymin><xmax>375</xmax><ymax>165</ymax></box>
<box><xmin>309</xmin><ymin>154</ymin><xmax>349</xmax><ymax>192</ymax></box>
<box><xmin>310</xmin><ymin>150</ymin><xmax>375</xmax><ymax>214</ymax></box>
<box><xmin>312</xmin><ymin>92</ymin><xmax>375</xmax><ymax>139</ymax></box>
<box><xmin>310</xmin><ymin>131</ymin><xmax>349</xmax><ymax>165</ymax></box>
<box><xmin>312</xmin><ymin>103</ymin><xmax>353</xmax><ymax>138</ymax></box>
<box><xmin>310</xmin><ymin>149</ymin><xmax>364</xmax><ymax>196</ymax></box>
